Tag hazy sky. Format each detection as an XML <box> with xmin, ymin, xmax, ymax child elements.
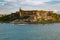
<box><xmin>0</xmin><ymin>0</ymin><xmax>60</xmax><ymax>14</ymax></box>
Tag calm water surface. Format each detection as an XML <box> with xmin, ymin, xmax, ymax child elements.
<box><xmin>0</xmin><ymin>23</ymin><xmax>60</xmax><ymax>40</ymax></box>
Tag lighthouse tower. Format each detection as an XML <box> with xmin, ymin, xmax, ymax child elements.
<box><xmin>19</xmin><ymin>8</ymin><xmax>22</xmax><ymax>16</ymax></box>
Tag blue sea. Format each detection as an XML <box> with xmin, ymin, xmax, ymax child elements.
<box><xmin>0</xmin><ymin>23</ymin><xmax>60</xmax><ymax>40</ymax></box>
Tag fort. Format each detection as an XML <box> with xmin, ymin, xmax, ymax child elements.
<box><xmin>10</xmin><ymin>8</ymin><xmax>57</xmax><ymax>23</ymax></box>
<box><xmin>0</xmin><ymin>8</ymin><xmax>60</xmax><ymax>24</ymax></box>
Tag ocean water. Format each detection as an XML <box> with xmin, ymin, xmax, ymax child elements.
<box><xmin>0</xmin><ymin>23</ymin><xmax>60</xmax><ymax>40</ymax></box>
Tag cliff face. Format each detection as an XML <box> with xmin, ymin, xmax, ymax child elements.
<box><xmin>0</xmin><ymin>9</ymin><xmax>60</xmax><ymax>24</ymax></box>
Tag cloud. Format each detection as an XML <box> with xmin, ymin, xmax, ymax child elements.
<box><xmin>0</xmin><ymin>2</ymin><xmax>7</xmax><ymax>6</ymax></box>
<box><xmin>4</xmin><ymin>0</ymin><xmax>17</xmax><ymax>2</ymax></box>
<box><xmin>45</xmin><ymin>1</ymin><xmax>60</xmax><ymax>4</ymax></box>
<box><xmin>0</xmin><ymin>5</ymin><xmax>19</xmax><ymax>14</ymax></box>
<box><xmin>20</xmin><ymin>1</ymin><xmax>60</xmax><ymax>14</ymax></box>
<box><xmin>0</xmin><ymin>0</ymin><xmax>60</xmax><ymax>14</ymax></box>
<box><xmin>20</xmin><ymin>0</ymin><xmax>52</xmax><ymax>5</ymax></box>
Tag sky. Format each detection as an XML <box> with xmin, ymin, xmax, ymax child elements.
<box><xmin>0</xmin><ymin>0</ymin><xmax>60</xmax><ymax>14</ymax></box>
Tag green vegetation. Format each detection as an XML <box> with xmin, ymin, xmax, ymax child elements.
<box><xmin>38</xmin><ymin>19</ymin><xmax>48</xmax><ymax>23</ymax></box>
<box><xmin>38</xmin><ymin>19</ymin><xmax>53</xmax><ymax>24</ymax></box>
<box><xmin>0</xmin><ymin>14</ymin><xmax>18</xmax><ymax>23</ymax></box>
<box><xmin>38</xmin><ymin>13</ymin><xmax>60</xmax><ymax>23</ymax></box>
<box><xmin>0</xmin><ymin>13</ymin><xmax>60</xmax><ymax>24</ymax></box>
